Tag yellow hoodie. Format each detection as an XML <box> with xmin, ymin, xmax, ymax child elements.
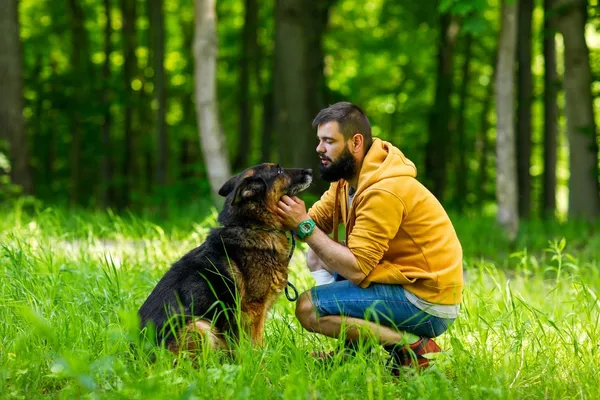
<box><xmin>308</xmin><ymin>138</ymin><xmax>463</xmax><ymax>305</ymax></box>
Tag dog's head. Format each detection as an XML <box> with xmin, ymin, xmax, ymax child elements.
<box><xmin>217</xmin><ymin>164</ymin><xmax>313</xmax><ymax>228</ymax></box>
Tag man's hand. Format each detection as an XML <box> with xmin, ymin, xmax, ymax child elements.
<box><xmin>277</xmin><ymin>195</ymin><xmax>310</xmax><ymax>231</ymax></box>
<box><xmin>278</xmin><ymin>195</ymin><xmax>365</xmax><ymax>285</ymax></box>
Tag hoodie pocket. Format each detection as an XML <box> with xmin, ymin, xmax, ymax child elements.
<box><xmin>363</xmin><ymin>263</ymin><xmax>417</xmax><ymax>286</ymax></box>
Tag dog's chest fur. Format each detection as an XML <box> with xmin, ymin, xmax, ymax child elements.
<box><xmin>219</xmin><ymin>227</ymin><xmax>292</xmax><ymax>302</ymax></box>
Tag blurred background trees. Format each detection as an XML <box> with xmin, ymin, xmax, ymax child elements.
<box><xmin>1</xmin><ymin>0</ymin><xmax>599</xmax><ymax>236</ymax></box>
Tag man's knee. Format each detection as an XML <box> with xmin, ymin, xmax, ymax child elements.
<box><xmin>295</xmin><ymin>291</ymin><xmax>318</xmax><ymax>331</ymax></box>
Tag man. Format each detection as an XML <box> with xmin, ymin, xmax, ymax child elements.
<box><xmin>276</xmin><ymin>101</ymin><xmax>463</xmax><ymax>371</ymax></box>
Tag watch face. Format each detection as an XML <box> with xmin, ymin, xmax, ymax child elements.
<box><xmin>298</xmin><ymin>220</ymin><xmax>314</xmax><ymax>238</ymax></box>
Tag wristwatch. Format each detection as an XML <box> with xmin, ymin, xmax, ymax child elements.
<box><xmin>296</xmin><ymin>219</ymin><xmax>316</xmax><ymax>239</ymax></box>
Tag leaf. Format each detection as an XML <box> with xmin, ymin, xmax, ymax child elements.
<box><xmin>439</xmin><ymin>0</ymin><xmax>457</xmax><ymax>13</ymax></box>
<box><xmin>451</xmin><ymin>336</ymin><xmax>465</xmax><ymax>352</ymax></box>
<box><xmin>462</xmin><ymin>16</ymin><xmax>490</xmax><ymax>35</ymax></box>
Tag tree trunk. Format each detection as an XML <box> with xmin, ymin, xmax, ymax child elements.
<box><xmin>0</xmin><ymin>0</ymin><xmax>33</xmax><ymax>194</ymax></box>
<box><xmin>425</xmin><ymin>13</ymin><xmax>459</xmax><ymax>202</ymax></box>
<box><xmin>517</xmin><ymin>0</ymin><xmax>534</xmax><ymax>218</ymax></box>
<box><xmin>120</xmin><ymin>0</ymin><xmax>137</xmax><ymax>209</ymax></box>
<box><xmin>475</xmin><ymin>52</ymin><xmax>497</xmax><ymax>208</ymax></box>
<box><xmin>543</xmin><ymin>0</ymin><xmax>558</xmax><ymax>216</ymax></box>
<box><xmin>554</xmin><ymin>0</ymin><xmax>600</xmax><ymax>219</ymax></box>
<box><xmin>254</xmin><ymin>3</ymin><xmax>266</xmax><ymax>161</ymax></box>
<box><xmin>273</xmin><ymin>0</ymin><xmax>332</xmax><ymax>191</ymax></box>
<box><xmin>180</xmin><ymin>137</ymin><xmax>194</xmax><ymax>181</ymax></box>
<box><xmin>32</xmin><ymin>55</ymin><xmax>44</xmax><ymax>196</ymax></box>
<box><xmin>101</xmin><ymin>0</ymin><xmax>115</xmax><ymax>208</ymax></box>
<box><xmin>496</xmin><ymin>0</ymin><xmax>519</xmax><ymax>241</ymax></box>
<box><xmin>180</xmin><ymin>17</ymin><xmax>199</xmax><ymax>184</ymax></box>
<box><xmin>305</xmin><ymin>0</ymin><xmax>333</xmax><ymax>195</ymax></box>
<box><xmin>67</xmin><ymin>0</ymin><xmax>89</xmax><ymax>206</ymax></box>
<box><xmin>476</xmin><ymin>66</ymin><xmax>495</xmax><ymax>208</ymax></box>
<box><xmin>47</xmin><ymin>59</ymin><xmax>59</xmax><ymax>197</ymax></box>
<box><xmin>274</xmin><ymin>0</ymin><xmax>313</xmax><ymax>170</ymax></box>
<box><xmin>234</xmin><ymin>0</ymin><xmax>258</xmax><ymax>171</ymax></box>
<box><xmin>194</xmin><ymin>0</ymin><xmax>232</xmax><ymax>204</ymax></box>
<box><xmin>454</xmin><ymin>33</ymin><xmax>473</xmax><ymax>212</ymax></box>
<box><xmin>150</xmin><ymin>0</ymin><xmax>168</xmax><ymax>195</ymax></box>
<box><xmin>257</xmin><ymin>11</ymin><xmax>272</xmax><ymax>164</ymax></box>
<box><xmin>261</xmin><ymin>90</ymin><xmax>274</xmax><ymax>163</ymax></box>
<box><xmin>139</xmin><ymin>0</ymin><xmax>154</xmax><ymax>201</ymax></box>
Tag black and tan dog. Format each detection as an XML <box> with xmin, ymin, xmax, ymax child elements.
<box><xmin>138</xmin><ymin>163</ymin><xmax>312</xmax><ymax>353</ymax></box>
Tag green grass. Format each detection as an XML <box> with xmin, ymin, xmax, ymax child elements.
<box><xmin>1</xmin><ymin>204</ymin><xmax>600</xmax><ymax>399</ymax></box>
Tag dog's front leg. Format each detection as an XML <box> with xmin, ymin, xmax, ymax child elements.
<box><xmin>246</xmin><ymin>302</ymin><xmax>268</xmax><ymax>346</ymax></box>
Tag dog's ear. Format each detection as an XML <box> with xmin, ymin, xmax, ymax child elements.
<box><xmin>232</xmin><ymin>176</ymin><xmax>266</xmax><ymax>205</ymax></box>
<box><xmin>218</xmin><ymin>174</ymin><xmax>239</xmax><ymax>197</ymax></box>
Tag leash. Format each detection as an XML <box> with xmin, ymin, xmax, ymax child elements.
<box><xmin>284</xmin><ymin>231</ymin><xmax>298</xmax><ymax>302</ymax></box>
<box><xmin>246</xmin><ymin>226</ymin><xmax>299</xmax><ymax>302</ymax></box>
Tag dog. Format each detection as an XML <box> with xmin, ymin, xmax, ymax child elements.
<box><xmin>137</xmin><ymin>163</ymin><xmax>313</xmax><ymax>353</ymax></box>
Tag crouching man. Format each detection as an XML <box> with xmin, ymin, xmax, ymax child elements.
<box><xmin>277</xmin><ymin>102</ymin><xmax>463</xmax><ymax>371</ymax></box>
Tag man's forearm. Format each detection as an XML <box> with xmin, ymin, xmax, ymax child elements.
<box><xmin>303</xmin><ymin>228</ymin><xmax>366</xmax><ymax>284</ymax></box>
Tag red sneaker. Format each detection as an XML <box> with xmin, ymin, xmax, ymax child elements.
<box><xmin>386</xmin><ymin>337</ymin><xmax>441</xmax><ymax>372</ymax></box>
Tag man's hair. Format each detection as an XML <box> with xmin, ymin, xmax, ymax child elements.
<box><xmin>312</xmin><ymin>102</ymin><xmax>372</xmax><ymax>150</ymax></box>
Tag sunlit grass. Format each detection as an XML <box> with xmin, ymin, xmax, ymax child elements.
<box><xmin>1</xmin><ymin>204</ymin><xmax>599</xmax><ymax>398</ymax></box>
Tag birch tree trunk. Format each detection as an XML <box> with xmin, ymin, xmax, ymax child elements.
<box><xmin>1</xmin><ymin>0</ymin><xmax>33</xmax><ymax>194</ymax></box>
<box><xmin>495</xmin><ymin>0</ymin><xmax>519</xmax><ymax>241</ymax></box>
<box><xmin>554</xmin><ymin>0</ymin><xmax>600</xmax><ymax>219</ymax></box>
<box><xmin>194</xmin><ymin>0</ymin><xmax>231</xmax><ymax>204</ymax></box>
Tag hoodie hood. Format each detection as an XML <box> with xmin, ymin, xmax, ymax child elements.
<box><xmin>356</xmin><ymin>138</ymin><xmax>417</xmax><ymax>194</ymax></box>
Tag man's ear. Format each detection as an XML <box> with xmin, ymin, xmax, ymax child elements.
<box><xmin>351</xmin><ymin>133</ymin><xmax>363</xmax><ymax>153</ymax></box>
<box><xmin>232</xmin><ymin>176</ymin><xmax>267</xmax><ymax>205</ymax></box>
<box><xmin>218</xmin><ymin>174</ymin><xmax>239</xmax><ymax>197</ymax></box>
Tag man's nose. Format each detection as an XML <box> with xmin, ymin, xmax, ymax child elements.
<box><xmin>316</xmin><ymin>142</ymin><xmax>325</xmax><ymax>153</ymax></box>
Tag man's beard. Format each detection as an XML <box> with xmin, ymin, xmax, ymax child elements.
<box><xmin>319</xmin><ymin>146</ymin><xmax>357</xmax><ymax>182</ymax></box>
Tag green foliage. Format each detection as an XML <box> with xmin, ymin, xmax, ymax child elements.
<box><xmin>0</xmin><ymin>151</ymin><xmax>25</xmax><ymax>201</ymax></box>
<box><xmin>1</xmin><ymin>206</ymin><xmax>600</xmax><ymax>398</ymax></box>
<box><xmin>451</xmin><ymin>212</ymin><xmax>600</xmax><ymax>266</ymax></box>
<box><xmin>11</xmin><ymin>0</ymin><xmax>600</xmax><ymax>216</ymax></box>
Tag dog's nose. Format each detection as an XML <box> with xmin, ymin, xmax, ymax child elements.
<box><xmin>304</xmin><ymin>169</ymin><xmax>312</xmax><ymax>176</ymax></box>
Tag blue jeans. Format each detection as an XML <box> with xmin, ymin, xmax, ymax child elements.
<box><xmin>310</xmin><ymin>279</ymin><xmax>454</xmax><ymax>338</ymax></box>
